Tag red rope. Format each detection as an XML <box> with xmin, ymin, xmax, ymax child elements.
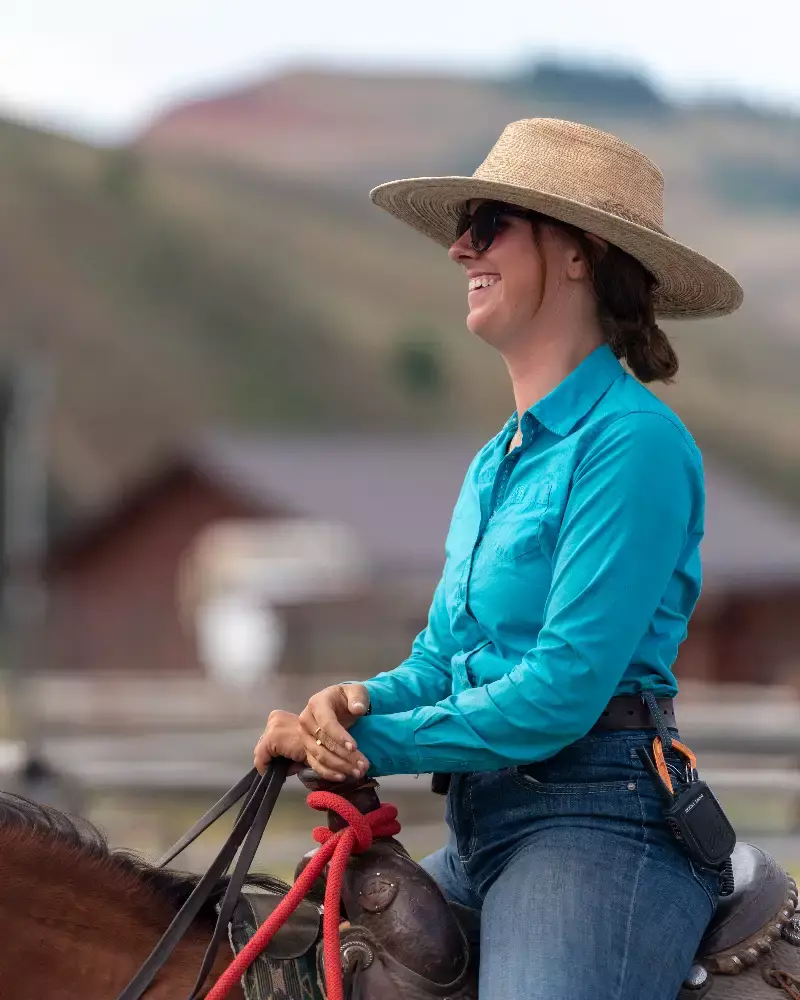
<box><xmin>206</xmin><ymin>790</ymin><xmax>401</xmax><ymax>1000</ymax></box>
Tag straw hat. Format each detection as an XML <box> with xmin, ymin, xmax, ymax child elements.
<box><xmin>370</xmin><ymin>118</ymin><xmax>743</xmax><ymax>318</ymax></box>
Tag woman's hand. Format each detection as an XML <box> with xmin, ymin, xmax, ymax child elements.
<box><xmin>298</xmin><ymin>683</ymin><xmax>371</xmax><ymax>782</ymax></box>
<box><xmin>253</xmin><ymin>710</ymin><xmax>309</xmax><ymax>775</ymax></box>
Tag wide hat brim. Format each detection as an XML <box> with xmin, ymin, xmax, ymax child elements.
<box><xmin>369</xmin><ymin>176</ymin><xmax>743</xmax><ymax>319</ymax></box>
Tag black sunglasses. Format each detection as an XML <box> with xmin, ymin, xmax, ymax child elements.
<box><xmin>455</xmin><ymin>201</ymin><xmax>539</xmax><ymax>252</ymax></box>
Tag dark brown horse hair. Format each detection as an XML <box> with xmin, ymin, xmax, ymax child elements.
<box><xmin>0</xmin><ymin>790</ymin><xmax>292</xmax><ymax>930</ymax></box>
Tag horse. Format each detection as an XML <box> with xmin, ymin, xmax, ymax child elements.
<box><xmin>2</xmin><ymin>773</ymin><xmax>800</xmax><ymax>1000</ymax></box>
<box><xmin>0</xmin><ymin>789</ymin><xmax>287</xmax><ymax>999</ymax></box>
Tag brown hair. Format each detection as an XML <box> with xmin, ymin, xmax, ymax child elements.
<box><xmin>531</xmin><ymin>212</ymin><xmax>679</xmax><ymax>383</ymax></box>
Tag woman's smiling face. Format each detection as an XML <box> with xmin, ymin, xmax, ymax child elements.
<box><xmin>448</xmin><ymin>198</ymin><xmax>602</xmax><ymax>351</ymax></box>
<box><xmin>448</xmin><ymin>199</ymin><xmax>550</xmax><ymax>349</ymax></box>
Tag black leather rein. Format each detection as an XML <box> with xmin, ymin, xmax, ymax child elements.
<box><xmin>115</xmin><ymin>758</ymin><xmax>290</xmax><ymax>1000</ymax></box>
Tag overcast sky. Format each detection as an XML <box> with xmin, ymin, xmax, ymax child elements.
<box><xmin>3</xmin><ymin>1</ymin><xmax>797</xmax><ymax>142</ymax></box>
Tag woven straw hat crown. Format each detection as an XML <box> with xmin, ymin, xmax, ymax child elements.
<box><xmin>370</xmin><ymin>118</ymin><xmax>743</xmax><ymax>318</ymax></box>
<box><xmin>475</xmin><ymin>118</ymin><xmax>664</xmax><ymax>233</ymax></box>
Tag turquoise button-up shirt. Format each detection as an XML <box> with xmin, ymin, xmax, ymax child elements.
<box><xmin>350</xmin><ymin>344</ymin><xmax>705</xmax><ymax>777</ymax></box>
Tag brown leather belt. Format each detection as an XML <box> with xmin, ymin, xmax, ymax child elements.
<box><xmin>591</xmin><ymin>694</ymin><xmax>676</xmax><ymax>731</ymax></box>
<box><xmin>430</xmin><ymin>694</ymin><xmax>677</xmax><ymax>794</ymax></box>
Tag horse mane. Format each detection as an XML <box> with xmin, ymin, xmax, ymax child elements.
<box><xmin>0</xmin><ymin>789</ymin><xmax>292</xmax><ymax>929</ymax></box>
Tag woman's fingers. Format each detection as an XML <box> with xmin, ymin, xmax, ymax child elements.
<box><xmin>305</xmin><ymin>747</ymin><xmax>370</xmax><ymax>783</ymax></box>
<box><xmin>255</xmin><ymin>693</ymin><xmax>372</xmax><ymax>784</ymax></box>
<box><xmin>256</xmin><ymin>725</ymin><xmax>370</xmax><ymax>782</ymax></box>
<box><xmin>310</xmin><ymin>723</ymin><xmax>370</xmax><ymax>776</ymax></box>
<box><xmin>254</xmin><ymin>710</ymin><xmax>310</xmax><ymax>775</ymax></box>
<box><xmin>302</xmin><ymin>733</ymin><xmax>361</xmax><ymax>779</ymax></box>
<box><xmin>298</xmin><ymin>704</ymin><xmax>357</xmax><ymax>770</ymax></box>
<box><xmin>256</xmin><ymin>750</ymin><xmax>305</xmax><ymax>777</ymax></box>
<box><xmin>305</xmin><ymin>748</ymin><xmax>348</xmax><ymax>782</ymax></box>
<box><xmin>306</xmin><ymin>692</ymin><xmax>357</xmax><ymax>751</ymax></box>
<box><xmin>300</xmin><ymin>726</ymin><xmax>369</xmax><ymax>779</ymax></box>
<box><xmin>253</xmin><ymin>732</ymin><xmax>272</xmax><ymax>775</ymax></box>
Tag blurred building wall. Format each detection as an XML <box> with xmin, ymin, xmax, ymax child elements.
<box><xmin>41</xmin><ymin>461</ymin><xmax>434</xmax><ymax>678</ymax></box>
<box><xmin>43</xmin><ymin>465</ymin><xmax>259</xmax><ymax>674</ymax></box>
<box><xmin>37</xmin><ymin>439</ymin><xmax>800</xmax><ymax>689</ymax></box>
<box><xmin>676</xmin><ymin>591</ymin><xmax>800</xmax><ymax>687</ymax></box>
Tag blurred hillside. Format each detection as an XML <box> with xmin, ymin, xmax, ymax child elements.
<box><xmin>2</xmin><ymin>61</ymin><xmax>800</xmax><ymax>515</ymax></box>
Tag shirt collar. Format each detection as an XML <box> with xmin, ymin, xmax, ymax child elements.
<box><xmin>509</xmin><ymin>344</ymin><xmax>624</xmax><ymax>439</ymax></box>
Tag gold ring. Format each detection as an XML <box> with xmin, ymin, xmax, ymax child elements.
<box><xmin>313</xmin><ymin>728</ymin><xmax>339</xmax><ymax>754</ymax></box>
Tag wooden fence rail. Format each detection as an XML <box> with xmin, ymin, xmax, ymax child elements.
<box><xmin>1</xmin><ymin>675</ymin><xmax>799</xmax><ymax>834</ymax></box>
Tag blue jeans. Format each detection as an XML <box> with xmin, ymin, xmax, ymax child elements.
<box><xmin>420</xmin><ymin>729</ymin><xmax>721</xmax><ymax>1000</ymax></box>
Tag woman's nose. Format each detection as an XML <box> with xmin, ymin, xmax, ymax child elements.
<box><xmin>448</xmin><ymin>230</ymin><xmax>476</xmax><ymax>263</ymax></box>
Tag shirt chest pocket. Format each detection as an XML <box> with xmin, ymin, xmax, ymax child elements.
<box><xmin>480</xmin><ymin>481</ymin><xmax>552</xmax><ymax>561</ymax></box>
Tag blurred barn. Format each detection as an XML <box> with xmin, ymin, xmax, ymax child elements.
<box><xmin>39</xmin><ymin>431</ymin><xmax>800</xmax><ymax>689</ymax></box>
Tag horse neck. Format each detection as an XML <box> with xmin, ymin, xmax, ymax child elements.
<box><xmin>0</xmin><ymin>829</ymin><xmax>244</xmax><ymax>1000</ymax></box>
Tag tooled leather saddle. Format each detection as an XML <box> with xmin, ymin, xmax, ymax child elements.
<box><xmin>227</xmin><ymin>770</ymin><xmax>799</xmax><ymax>1000</ymax></box>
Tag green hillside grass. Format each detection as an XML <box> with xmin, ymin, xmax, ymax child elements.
<box><xmin>144</xmin><ymin>152</ymin><xmax>800</xmax><ymax>506</ymax></box>
<box><xmin>0</xmin><ymin>119</ymin><xmax>412</xmax><ymax>507</ymax></box>
<box><xmin>2</xmin><ymin>63</ymin><xmax>800</xmax><ymax>513</ymax></box>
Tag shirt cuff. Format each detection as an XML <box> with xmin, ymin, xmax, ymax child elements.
<box><xmin>361</xmin><ymin>678</ymin><xmax>395</xmax><ymax>716</ymax></box>
<box><xmin>348</xmin><ymin>712</ymin><xmax>421</xmax><ymax>776</ymax></box>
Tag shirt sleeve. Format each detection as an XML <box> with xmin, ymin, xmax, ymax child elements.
<box><xmin>349</xmin><ymin>412</ymin><xmax>703</xmax><ymax>776</ymax></box>
<box><xmin>354</xmin><ymin>573</ymin><xmax>456</xmax><ymax>715</ymax></box>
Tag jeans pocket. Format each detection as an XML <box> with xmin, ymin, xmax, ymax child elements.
<box><xmin>688</xmin><ymin>859</ymin><xmax>720</xmax><ymax>914</ymax></box>
<box><xmin>513</xmin><ymin>747</ymin><xmax>643</xmax><ymax>794</ymax></box>
<box><xmin>447</xmin><ymin>775</ymin><xmax>478</xmax><ymax>863</ymax></box>
<box><xmin>512</xmin><ymin>770</ymin><xmax>640</xmax><ymax>795</ymax></box>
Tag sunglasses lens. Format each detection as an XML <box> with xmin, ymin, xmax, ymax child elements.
<box><xmin>455</xmin><ymin>209</ymin><xmax>471</xmax><ymax>241</ymax></box>
<box><xmin>456</xmin><ymin>202</ymin><xmax>512</xmax><ymax>251</ymax></box>
<box><xmin>471</xmin><ymin>204</ymin><xmax>497</xmax><ymax>251</ymax></box>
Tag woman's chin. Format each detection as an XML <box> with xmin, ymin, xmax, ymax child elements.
<box><xmin>467</xmin><ymin>309</ymin><xmax>501</xmax><ymax>345</ymax></box>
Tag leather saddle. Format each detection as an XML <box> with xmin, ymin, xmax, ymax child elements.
<box><xmin>288</xmin><ymin>773</ymin><xmax>799</xmax><ymax>1000</ymax></box>
<box><xmin>227</xmin><ymin>889</ymin><xmax>325</xmax><ymax>1000</ymax></box>
<box><xmin>293</xmin><ymin>771</ymin><xmax>478</xmax><ymax>1000</ymax></box>
<box><xmin>700</xmin><ymin>843</ymin><xmax>796</xmax><ymax>968</ymax></box>
<box><xmin>676</xmin><ymin>843</ymin><xmax>799</xmax><ymax>998</ymax></box>
<box><xmin>210</xmin><ymin>767</ymin><xmax>799</xmax><ymax>1000</ymax></box>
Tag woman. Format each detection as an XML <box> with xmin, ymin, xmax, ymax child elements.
<box><xmin>254</xmin><ymin>118</ymin><xmax>743</xmax><ymax>999</ymax></box>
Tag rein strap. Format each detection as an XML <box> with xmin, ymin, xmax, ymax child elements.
<box><xmin>115</xmin><ymin>760</ymin><xmax>289</xmax><ymax>1000</ymax></box>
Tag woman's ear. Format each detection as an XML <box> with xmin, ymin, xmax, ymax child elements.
<box><xmin>566</xmin><ymin>246</ymin><xmax>589</xmax><ymax>281</ymax></box>
<box><xmin>567</xmin><ymin>232</ymin><xmax>607</xmax><ymax>280</ymax></box>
